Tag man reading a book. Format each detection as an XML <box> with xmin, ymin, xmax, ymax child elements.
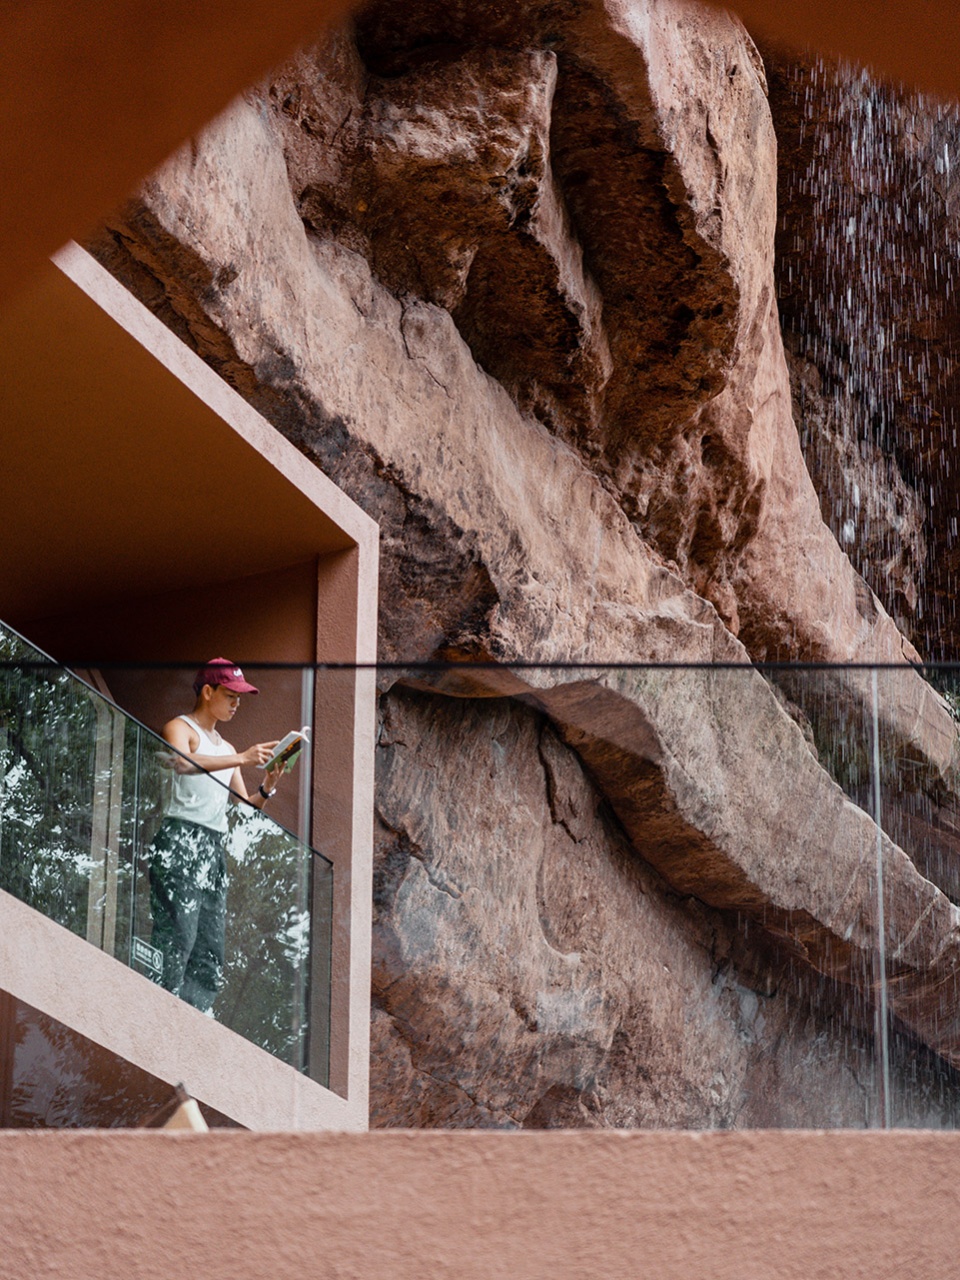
<box><xmin>149</xmin><ymin>658</ymin><xmax>286</xmax><ymax>1012</ymax></box>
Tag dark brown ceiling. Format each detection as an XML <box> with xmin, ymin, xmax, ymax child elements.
<box><xmin>0</xmin><ymin>258</ymin><xmax>350</xmax><ymax>627</ymax></box>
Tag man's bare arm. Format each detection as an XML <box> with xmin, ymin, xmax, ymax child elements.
<box><xmin>162</xmin><ymin>718</ymin><xmax>278</xmax><ymax>773</ymax></box>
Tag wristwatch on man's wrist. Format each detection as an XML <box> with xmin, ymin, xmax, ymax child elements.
<box><xmin>258</xmin><ymin>783</ymin><xmax>277</xmax><ymax>800</ymax></box>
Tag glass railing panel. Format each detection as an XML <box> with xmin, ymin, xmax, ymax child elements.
<box><xmin>376</xmin><ymin>659</ymin><xmax>960</xmax><ymax>1131</ymax></box>
<box><xmin>0</xmin><ymin>640</ymin><xmax>101</xmax><ymax>938</ymax></box>
<box><xmin>872</xmin><ymin>665</ymin><xmax>960</xmax><ymax>1129</ymax></box>
<box><xmin>768</xmin><ymin>662</ymin><xmax>960</xmax><ymax>1130</ymax></box>
<box><xmin>0</xmin><ymin>626</ymin><xmax>331</xmax><ymax>1105</ymax></box>
<box><xmin>213</xmin><ymin>807</ymin><xmax>310</xmax><ymax>1070</ymax></box>
<box><xmin>8</xmin><ymin>643</ymin><xmax>960</xmax><ymax>1131</ymax></box>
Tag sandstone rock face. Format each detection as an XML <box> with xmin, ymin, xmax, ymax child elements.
<box><xmin>87</xmin><ymin>0</ymin><xmax>960</xmax><ymax>1125</ymax></box>
<box><xmin>373</xmin><ymin>687</ymin><xmax>960</xmax><ymax>1127</ymax></box>
<box><xmin>785</xmin><ymin>348</ymin><xmax>928</xmax><ymax>630</ymax></box>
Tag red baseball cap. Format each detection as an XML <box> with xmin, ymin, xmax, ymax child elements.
<box><xmin>193</xmin><ymin>658</ymin><xmax>260</xmax><ymax>696</ymax></box>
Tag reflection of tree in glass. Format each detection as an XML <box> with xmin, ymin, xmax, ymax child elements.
<box><xmin>216</xmin><ymin>807</ymin><xmax>310</xmax><ymax>1066</ymax></box>
<box><xmin>0</xmin><ymin>622</ymin><xmax>323</xmax><ymax>1076</ymax></box>
<box><xmin>0</xmin><ymin>628</ymin><xmax>99</xmax><ymax>935</ymax></box>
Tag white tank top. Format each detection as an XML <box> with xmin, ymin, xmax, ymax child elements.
<box><xmin>163</xmin><ymin>714</ymin><xmax>234</xmax><ymax>833</ymax></box>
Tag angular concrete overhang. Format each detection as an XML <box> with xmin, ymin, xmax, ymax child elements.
<box><xmin>0</xmin><ymin>243</ymin><xmax>378</xmax><ymax>1130</ymax></box>
<box><xmin>0</xmin><ymin>242</ymin><xmax>371</xmax><ymax>627</ymax></box>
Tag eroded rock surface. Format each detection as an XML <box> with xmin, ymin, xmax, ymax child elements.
<box><xmin>373</xmin><ymin>687</ymin><xmax>960</xmax><ymax>1126</ymax></box>
<box><xmin>85</xmin><ymin>0</ymin><xmax>960</xmax><ymax>1125</ymax></box>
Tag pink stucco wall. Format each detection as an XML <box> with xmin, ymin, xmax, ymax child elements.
<box><xmin>2</xmin><ymin>1129</ymin><xmax>958</xmax><ymax>1278</ymax></box>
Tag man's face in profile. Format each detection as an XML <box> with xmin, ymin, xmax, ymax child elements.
<box><xmin>206</xmin><ymin>685</ymin><xmax>242</xmax><ymax>723</ymax></box>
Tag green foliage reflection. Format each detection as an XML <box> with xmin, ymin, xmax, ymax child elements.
<box><xmin>0</xmin><ymin>624</ymin><xmax>328</xmax><ymax>1080</ymax></box>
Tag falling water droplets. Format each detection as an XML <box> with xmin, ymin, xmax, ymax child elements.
<box><xmin>776</xmin><ymin>52</ymin><xmax>960</xmax><ymax>655</ymax></box>
<box><xmin>765</xmin><ymin>50</ymin><xmax>960</xmax><ymax>1126</ymax></box>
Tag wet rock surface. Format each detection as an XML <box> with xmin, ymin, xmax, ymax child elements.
<box><xmin>85</xmin><ymin>0</ymin><xmax>960</xmax><ymax>1125</ymax></box>
<box><xmin>762</xmin><ymin>45</ymin><xmax>960</xmax><ymax>661</ymax></box>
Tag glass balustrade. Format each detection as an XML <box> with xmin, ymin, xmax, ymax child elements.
<box><xmin>5</xmin><ymin>632</ymin><xmax>960</xmax><ymax>1130</ymax></box>
<box><xmin>0</xmin><ymin>624</ymin><xmax>332</xmax><ymax>1097</ymax></box>
<box><xmin>375</xmin><ymin>658</ymin><xmax>960</xmax><ymax>1130</ymax></box>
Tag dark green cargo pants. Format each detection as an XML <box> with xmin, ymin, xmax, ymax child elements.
<box><xmin>148</xmin><ymin>816</ymin><xmax>227</xmax><ymax>1013</ymax></box>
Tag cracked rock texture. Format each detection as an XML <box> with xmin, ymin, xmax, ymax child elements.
<box><xmin>88</xmin><ymin>0</ymin><xmax>960</xmax><ymax>1125</ymax></box>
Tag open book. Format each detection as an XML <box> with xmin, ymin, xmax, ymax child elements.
<box><xmin>260</xmin><ymin>725</ymin><xmax>311</xmax><ymax>773</ymax></box>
